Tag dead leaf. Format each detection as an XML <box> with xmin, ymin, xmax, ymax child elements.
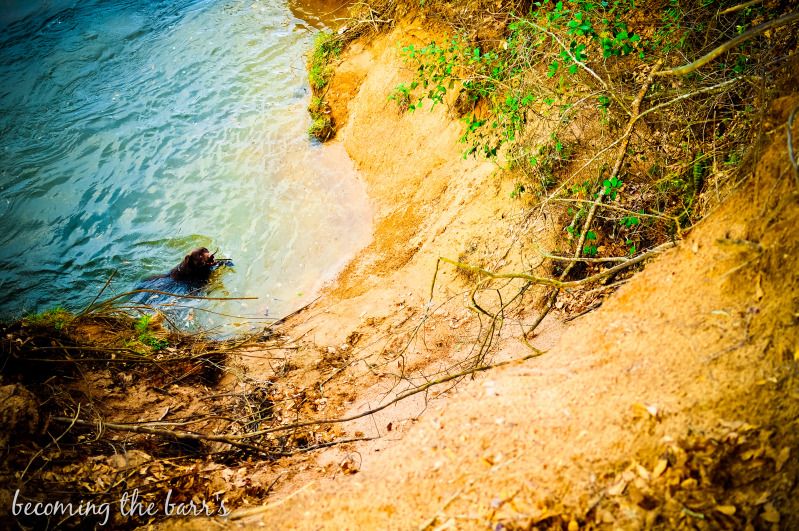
<box><xmin>762</xmin><ymin>503</ymin><xmax>780</xmax><ymax>523</ymax></box>
<box><xmin>652</xmin><ymin>459</ymin><xmax>668</xmax><ymax>479</ymax></box>
<box><xmin>340</xmin><ymin>455</ymin><xmax>360</xmax><ymax>475</ymax></box>
<box><xmin>775</xmin><ymin>447</ymin><xmax>790</xmax><ymax>471</ymax></box>
<box><xmin>715</xmin><ymin>505</ymin><xmax>736</xmax><ymax>516</ymax></box>
<box><xmin>680</xmin><ymin>478</ymin><xmax>697</xmax><ymax>489</ymax></box>
<box><xmin>754</xmin><ymin>491</ymin><xmax>771</xmax><ymax>505</ymax></box>
<box><xmin>607</xmin><ymin>479</ymin><xmax>627</xmax><ymax>496</ymax></box>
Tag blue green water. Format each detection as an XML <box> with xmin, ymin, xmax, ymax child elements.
<box><xmin>0</xmin><ymin>0</ymin><xmax>371</xmax><ymax>331</ymax></box>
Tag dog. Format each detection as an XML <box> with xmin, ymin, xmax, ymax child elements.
<box><xmin>131</xmin><ymin>248</ymin><xmax>233</xmax><ymax>328</ymax></box>
<box><xmin>168</xmin><ymin>247</ymin><xmax>220</xmax><ymax>283</ymax></box>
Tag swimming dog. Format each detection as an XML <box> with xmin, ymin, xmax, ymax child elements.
<box><xmin>168</xmin><ymin>247</ymin><xmax>219</xmax><ymax>282</ymax></box>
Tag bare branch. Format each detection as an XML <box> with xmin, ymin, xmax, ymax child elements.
<box><xmin>438</xmin><ymin>240</ymin><xmax>676</xmax><ymax>289</ymax></box>
<box><xmin>565</xmin><ymin>60</ymin><xmax>663</xmax><ymax>279</ymax></box>
<box><xmin>657</xmin><ymin>11</ymin><xmax>799</xmax><ymax>77</ymax></box>
<box><xmin>719</xmin><ymin>0</ymin><xmax>763</xmax><ymax>16</ymax></box>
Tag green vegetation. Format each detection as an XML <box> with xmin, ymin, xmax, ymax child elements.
<box><xmin>308</xmin><ymin>114</ymin><xmax>334</xmax><ymax>140</ymax></box>
<box><xmin>308</xmin><ymin>31</ymin><xmax>343</xmax><ymax>92</ymax></box>
<box><xmin>307</xmin><ymin>95</ymin><xmax>335</xmax><ymax>141</ymax></box>
<box><xmin>23</xmin><ymin>307</ymin><xmax>71</xmax><ymax>331</ymax></box>
<box><xmin>391</xmin><ymin>1</ymin><xmax>645</xmax><ymax>159</ymax></box>
<box><xmin>383</xmin><ymin>0</ymin><xmax>792</xmax><ymax>269</ymax></box>
<box><xmin>582</xmin><ymin>229</ymin><xmax>598</xmax><ymax>257</ymax></box>
<box><xmin>307</xmin><ymin>31</ymin><xmax>343</xmax><ymax>141</ymax></box>
<box><xmin>134</xmin><ymin>314</ymin><xmax>168</xmax><ymax>351</ymax></box>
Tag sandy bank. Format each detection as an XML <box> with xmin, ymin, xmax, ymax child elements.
<box><xmin>8</xmin><ymin>4</ymin><xmax>799</xmax><ymax>530</ymax></box>
<box><xmin>213</xmin><ymin>18</ymin><xmax>799</xmax><ymax>530</ymax></box>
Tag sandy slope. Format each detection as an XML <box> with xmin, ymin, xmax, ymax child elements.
<box><xmin>164</xmin><ymin>21</ymin><xmax>799</xmax><ymax>531</ymax></box>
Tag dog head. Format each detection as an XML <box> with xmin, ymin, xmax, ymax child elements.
<box><xmin>173</xmin><ymin>247</ymin><xmax>217</xmax><ymax>280</ymax></box>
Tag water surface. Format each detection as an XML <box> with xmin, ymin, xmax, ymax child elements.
<box><xmin>0</xmin><ymin>0</ymin><xmax>371</xmax><ymax>332</ymax></box>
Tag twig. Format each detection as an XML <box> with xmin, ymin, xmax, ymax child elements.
<box><xmin>656</xmin><ymin>11</ymin><xmax>799</xmax><ymax>77</ymax></box>
<box><xmin>265</xmin><ymin>296</ymin><xmax>321</xmax><ymax>331</ymax></box>
<box><xmin>566</xmin><ymin>60</ymin><xmax>663</xmax><ymax>279</ymax></box>
<box><xmin>719</xmin><ymin>0</ymin><xmax>763</xmax><ymax>15</ymax></box>
<box><xmin>271</xmin><ymin>436</ymin><xmax>376</xmax><ymax>457</ymax></box>
<box><xmin>788</xmin><ymin>103</ymin><xmax>799</xmax><ymax>185</ymax></box>
<box><xmin>264</xmin><ymin>474</ymin><xmax>283</xmax><ymax>497</ymax></box>
<box><xmin>77</xmin><ymin>270</ymin><xmax>117</xmax><ymax>317</ymax></box>
<box><xmin>437</xmin><ymin>241</ymin><xmax>676</xmax><ymax>290</ymax></box>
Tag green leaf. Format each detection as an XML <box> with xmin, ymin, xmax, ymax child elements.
<box><xmin>547</xmin><ymin>60</ymin><xmax>560</xmax><ymax>78</ymax></box>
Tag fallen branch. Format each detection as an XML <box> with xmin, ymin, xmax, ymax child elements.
<box><xmin>51</xmin><ymin>416</ymin><xmax>271</xmax><ymax>454</ymax></box>
<box><xmin>566</xmin><ymin>60</ymin><xmax>663</xmax><ymax>279</ymax></box>
<box><xmin>85</xmin><ymin>289</ymin><xmax>258</xmax><ymax>314</ymax></box>
<box><xmin>549</xmin><ymin>197</ymin><xmax>682</xmax><ymax>234</ymax></box>
<box><xmin>543</xmin><ymin>253</ymin><xmax>631</xmax><ymax>264</ymax></box>
<box><xmin>656</xmin><ymin>11</ymin><xmax>799</xmax><ymax>77</ymax></box>
<box><xmin>202</xmin><ymin>349</ymin><xmax>546</xmax><ymax>441</ymax></box>
<box><xmin>719</xmin><ymin>0</ymin><xmax>763</xmax><ymax>16</ymax></box>
<box><xmin>438</xmin><ymin>240</ymin><xmax>676</xmax><ymax>290</ymax></box>
<box><xmin>50</xmin><ymin>416</ymin><xmax>374</xmax><ymax>457</ymax></box>
<box><xmin>636</xmin><ymin>76</ymin><xmax>744</xmax><ymax>124</ymax></box>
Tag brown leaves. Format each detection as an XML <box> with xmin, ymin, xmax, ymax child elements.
<box><xmin>595</xmin><ymin>423</ymin><xmax>794</xmax><ymax>529</ymax></box>
<box><xmin>761</xmin><ymin>502</ymin><xmax>780</xmax><ymax>523</ymax></box>
<box><xmin>339</xmin><ymin>453</ymin><xmax>361</xmax><ymax>475</ymax></box>
<box><xmin>494</xmin><ymin>423</ymin><xmax>797</xmax><ymax>530</ymax></box>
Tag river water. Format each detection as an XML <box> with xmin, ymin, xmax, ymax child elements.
<box><xmin>0</xmin><ymin>0</ymin><xmax>369</xmax><ymax>332</ymax></box>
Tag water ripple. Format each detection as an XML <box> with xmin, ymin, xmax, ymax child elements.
<box><xmin>0</xmin><ymin>0</ymin><xmax>371</xmax><ymax>331</ymax></box>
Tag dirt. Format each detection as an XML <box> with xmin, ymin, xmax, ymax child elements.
<box><xmin>155</xmin><ymin>21</ymin><xmax>799</xmax><ymax>530</ymax></box>
<box><xmin>4</xmin><ymin>10</ymin><xmax>798</xmax><ymax>531</ymax></box>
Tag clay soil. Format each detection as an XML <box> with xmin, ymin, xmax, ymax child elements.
<box><xmin>3</xmin><ymin>13</ymin><xmax>798</xmax><ymax>531</ymax></box>
<box><xmin>165</xmin><ymin>23</ymin><xmax>799</xmax><ymax>530</ymax></box>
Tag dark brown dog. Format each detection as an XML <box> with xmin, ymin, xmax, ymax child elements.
<box><xmin>169</xmin><ymin>247</ymin><xmax>219</xmax><ymax>282</ymax></box>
